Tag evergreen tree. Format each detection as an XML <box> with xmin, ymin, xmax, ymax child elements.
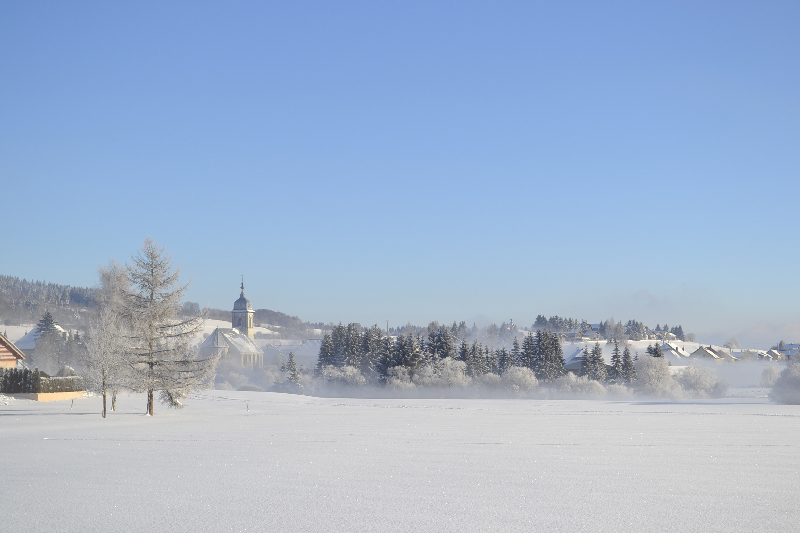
<box><xmin>521</xmin><ymin>332</ymin><xmax>536</xmax><ymax>370</ymax></box>
<box><xmin>581</xmin><ymin>345</ymin><xmax>593</xmax><ymax>377</ymax></box>
<box><xmin>342</xmin><ymin>323</ymin><xmax>363</xmax><ymax>367</ymax></box>
<box><xmin>533</xmin><ymin>330</ymin><xmax>547</xmax><ymax>378</ymax></box>
<box><xmin>330</xmin><ymin>324</ymin><xmax>347</xmax><ymax>367</ymax></box>
<box><xmin>281</xmin><ymin>352</ymin><xmax>301</xmax><ymax>385</ymax></box>
<box><xmin>315</xmin><ymin>333</ymin><xmax>336</xmax><ymax>374</ymax></box>
<box><xmin>359</xmin><ymin>325</ymin><xmax>384</xmax><ymax>375</ymax></box>
<box><xmin>391</xmin><ymin>335</ymin><xmax>408</xmax><ymax>368</ymax></box>
<box><xmin>646</xmin><ymin>344</ymin><xmax>664</xmax><ymax>358</ymax></box>
<box><xmin>439</xmin><ymin>327</ymin><xmax>454</xmax><ymax>359</ymax></box>
<box><xmin>36</xmin><ymin>311</ymin><xmax>60</xmax><ymax>341</ymax></box>
<box><xmin>621</xmin><ymin>345</ymin><xmax>634</xmax><ymax>382</ymax></box>
<box><xmin>541</xmin><ymin>331</ymin><xmax>566</xmax><ymax>381</ymax></box>
<box><xmin>485</xmin><ymin>345</ymin><xmax>497</xmax><ymax>375</ymax></box>
<box><xmin>457</xmin><ymin>339</ymin><xmax>470</xmax><ymax>364</ymax></box>
<box><xmin>376</xmin><ymin>336</ymin><xmax>393</xmax><ymax>381</ymax></box>
<box><xmin>610</xmin><ymin>340</ymin><xmax>623</xmax><ymax>381</ymax></box>
<box><xmin>589</xmin><ymin>342</ymin><xmax>608</xmax><ymax>381</ymax></box>
<box><xmin>497</xmin><ymin>347</ymin><xmax>513</xmax><ymax>374</ymax></box>
<box><xmin>511</xmin><ymin>337</ymin><xmax>521</xmax><ymax>367</ymax></box>
<box><xmin>468</xmin><ymin>341</ymin><xmax>487</xmax><ymax>377</ymax></box>
<box><xmin>406</xmin><ymin>334</ymin><xmax>424</xmax><ymax>370</ymax></box>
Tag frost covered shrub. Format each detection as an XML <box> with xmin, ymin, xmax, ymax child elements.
<box><xmin>769</xmin><ymin>361</ymin><xmax>800</xmax><ymax>404</ymax></box>
<box><xmin>760</xmin><ymin>366</ymin><xmax>780</xmax><ymax>388</ymax></box>
<box><xmin>439</xmin><ymin>358</ymin><xmax>470</xmax><ymax>387</ymax></box>
<box><xmin>411</xmin><ymin>365</ymin><xmax>439</xmax><ymax>387</ymax></box>
<box><xmin>635</xmin><ymin>356</ymin><xmax>681</xmax><ymax>399</ymax></box>
<box><xmin>551</xmin><ymin>373</ymin><xmax>606</xmax><ymax>396</ymax></box>
<box><xmin>321</xmin><ymin>365</ymin><xmax>367</xmax><ymax>386</ymax></box>
<box><xmin>386</xmin><ymin>366</ymin><xmax>414</xmax><ymax>389</ymax></box>
<box><xmin>675</xmin><ymin>364</ymin><xmax>728</xmax><ymax>398</ymax></box>
<box><xmin>216</xmin><ymin>381</ymin><xmax>234</xmax><ymax>390</ymax></box>
<box><xmin>475</xmin><ymin>373</ymin><xmax>501</xmax><ymax>389</ymax></box>
<box><xmin>501</xmin><ymin>367</ymin><xmax>538</xmax><ymax>392</ymax></box>
<box><xmin>605</xmin><ymin>383</ymin><xmax>634</xmax><ymax>398</ymax></box>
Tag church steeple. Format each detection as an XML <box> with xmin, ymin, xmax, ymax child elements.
<box><xmin>232</xmin><ymin>277</ymin><xmax>255</xmax><ymax>340</ymax></box>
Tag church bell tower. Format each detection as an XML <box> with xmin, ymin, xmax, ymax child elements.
<box><xmin>231</xmin><ymin>277</ymin><xmax>255</xmax><ymax>340</ymax></box>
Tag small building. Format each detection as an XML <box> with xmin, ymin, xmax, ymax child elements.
<box><xmin>765</xmin><ymin>349</ymin><xmax>782</xmax><ymax>361</ymax></box>
<box><xmin>662</xmin><ymin>342</ymin><xmax>691</xmax><ymax>360</ymax></box>
<box><xmin>0</xmin><ymin>334</ymin><xmax>25</xmax><ymax>369</ymax></box>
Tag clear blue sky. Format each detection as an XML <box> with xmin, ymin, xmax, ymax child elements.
<box><xmin>2</xmin><ymin>1</ymin><xmax>798</xmax><ymax>347</ymax></box>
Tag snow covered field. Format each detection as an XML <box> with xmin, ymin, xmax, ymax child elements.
<box><xmin>2</xmin><ymin>391</ymin><xmax>799</xmax><ymax>532</ymax></box>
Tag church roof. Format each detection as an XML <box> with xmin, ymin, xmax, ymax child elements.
<box><xmin>201</xmin><ymin>328</ymin><xmax>262</xmax><ymax>357</ymax></box>
<box><xmin>233</xmin><ymin>280</ymin><xmax>252</xmax><ymax>311</ymax></box>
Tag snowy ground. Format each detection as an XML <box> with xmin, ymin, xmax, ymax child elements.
<box><xmin>2</xmin><ymin>391</ymin><xmax>799</xmax><ymax>532</ymax></box>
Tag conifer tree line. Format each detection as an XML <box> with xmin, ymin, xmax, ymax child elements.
<box><xmin>316</xmin><ymin>324</ymin><xmax>651</xmax><ymax>387</ymax></box>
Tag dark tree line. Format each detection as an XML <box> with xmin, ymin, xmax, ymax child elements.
<box><xmin>316</xmin><ymin>324</ymin><xmax>573</xmax><ymax>383</ymax></box>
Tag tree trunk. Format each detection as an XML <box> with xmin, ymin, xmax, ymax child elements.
<box><xmin>147</xmin><ymin>388</ymin><xmax>154</xmax><ymax>415</ymax></box>
<box><xmin>102</xmin><ymin>389</ymin><xmax>107</xmax><ymax>418</ymax></box>
<box><xmin>112</xmin><ymin>390</ymin><xmax>117</xmax><ymax>411</ymax></box>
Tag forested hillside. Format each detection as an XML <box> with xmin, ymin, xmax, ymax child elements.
<box><xmin>0</xmin><ymin>275</ymin><xmax>95</xmax><ymax>327</ymax></box>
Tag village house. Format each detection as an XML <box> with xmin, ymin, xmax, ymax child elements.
<box><xmin>14</xmin><ymin>324</ymin><xmax>70</xmax><ymax>358</ymax></box>
<box><xmin>690</xmin><ymin>345</ymin><xmax>737</xmax><ymax>361</ymax></box>
<box><xmin>0</xmin><ymin>333</ymin><xmax>25</xmax><ymax>369</ymax></box>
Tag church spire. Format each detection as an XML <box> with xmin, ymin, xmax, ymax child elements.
<box><xmin>241</xmin><ymin>275</ymin><xmax>245</xmax><ymax>296</ymax></box>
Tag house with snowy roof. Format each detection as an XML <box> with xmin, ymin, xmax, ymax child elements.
<box><xmin>199</xmin><ymin>282</ymin><xmax>264</xmax><ymax>368</ymax></box>
<box><xmin>661</xmin><ymin>342</ymin><xmax>691</xmax><ymax>360</ymax></box>
<box><xmin>765</xmin><ymin>349</ymin><xmax>782</xmax><ymax>360</ymax></box>
<box><xmin>690</xmin><ymin>346</ymin><xmax>736</xmax><ymax>361</ymax></box>
<box><xmin>0</xmin><ymin>333</ymin><xmax>25</xmax><ymax>369</ymax></box>
<box><xmin>14</xmin><ymin>324</ymin><xmax>69</xmax><ymax>358</ymax></box>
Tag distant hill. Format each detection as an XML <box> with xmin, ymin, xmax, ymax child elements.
<box><xmin>0</xmin><ymin>274</ymin><xmax>95</xmax><ymax>327</ymax></box>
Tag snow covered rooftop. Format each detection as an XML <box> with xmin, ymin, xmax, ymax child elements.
<box><xmin>14</xmin><ymin>324</ymin><xmax>67</xmax><ymax>351</ymax></box>
<box><xmin>201</xmin><ymin>328</ymin><xmax>263</xmax><ymax>356</ymax></box>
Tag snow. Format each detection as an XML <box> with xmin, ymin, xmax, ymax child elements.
<box><xmin>2</xmin><ymin>324</ymin><xmax>34</xmax><ymax>343</ymax></box>
<box><xmin>2</xmin><ymin>391</ymin><xmax>799</xmax><ymax>532</ymax></box>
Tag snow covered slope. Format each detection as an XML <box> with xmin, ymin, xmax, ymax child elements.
<box><xmin>1</xmin><ymin>392</ymin><xmax>798</xmax><ymax>532</ymax></box>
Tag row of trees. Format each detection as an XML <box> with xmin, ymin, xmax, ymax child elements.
<box><xmin>318</xmin><ymin>324</ymin><xmax>574</xmax><ymax>384</ymax></box>
<box><xmin>581</xmin><ymin>341</ymin><xmax>637</xmax><ymax>382</ymax></box>
<box><xmin>316</xmin><ymin>321</ymin><xmax>657</xmax><ymax>387</ymax></box>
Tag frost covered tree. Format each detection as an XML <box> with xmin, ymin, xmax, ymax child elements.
<box><xmin>769</xmin><ymin>360</ymin><xmax>800</xmax><ymax>404</ymax></box>
<box><xmin>83</xmin><ymin>307</ymin><xmax>127</xmax><ymax>418</ymax></box>
<box><xmin>635</xmin><ymin>354</ymin><xmax>680</xmax><ymax>398</ymax></box>
<box><xmin>123</xmin><ymin>238</ymin><xmax>217</xmax><ymax>415</ymax></box>
<box><xmin>281</xmin><ymin>352</ymin><xmax>301</xmax><ymax>386</ymax></box>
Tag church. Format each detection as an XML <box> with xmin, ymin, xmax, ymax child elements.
<box><xmin>200</xmin><ymin>281</ymin><xmax>264</xmax><ymax>368</ymax></box>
